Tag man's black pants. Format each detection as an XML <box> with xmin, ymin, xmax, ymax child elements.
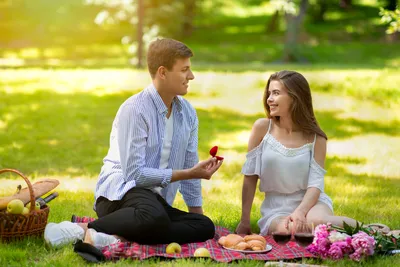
<box><xmin>88</xmin><ymin>187</ymin><xmax>215</xmax><ymax>244</ymax></box>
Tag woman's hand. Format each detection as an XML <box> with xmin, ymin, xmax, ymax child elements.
<box><xmin>288</xmin><ymin>210</ymin><xmax>307</xmax><ymax>225</ymax></box>
<box><xmin>235</xmin><ymin>221</ymin><xmax>252</xmax><ymax>235</ymax></box>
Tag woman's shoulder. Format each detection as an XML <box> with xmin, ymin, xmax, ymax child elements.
<box><xmin>247</xmin><ymin>118</ymin><xmax>270</xmax><ymax>151</ymax></box>
<box><xmin>252</xmin><ymin>118</ymin><xmax>270</xmax><ymax>132</ymax></box>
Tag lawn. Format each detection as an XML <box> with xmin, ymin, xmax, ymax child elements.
<box><xmin>0</xmin><ymin>66</ymin><xmax>399</xmax><ymax>266</ymax></box>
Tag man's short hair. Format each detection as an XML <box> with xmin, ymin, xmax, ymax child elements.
<box><xmin>147</xmin><ymin>38</ymin><xmax>193</xmax><ymax>78</ymax></box>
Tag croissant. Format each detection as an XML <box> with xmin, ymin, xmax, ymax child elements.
<box><xmin>218</xmin><ymin>236</ymin><xmax>227</xmax><ymax>246</ymax></box>
<box><xmin>244</xmin><ymin>234</ymin><xmax>266</xmax><ymax>245</ymax></box>
<box><xmin>218</xmin><ymin>234</ymin><xmax>245</xmax><ymax>248</ymax></box>
<box><xmin>219</xmin><ymin>233</ymin><xmax>267</xmax><ymax>251</ymax></box>
<box><xmin>247</xmin><ymin>239</ymin><xmax>265</xmax><ymax>251</ymax></box>
<box><xmin>234</xmin><ymin>241</ymin><xmax>249</xmax><ymax>250</ymax></box>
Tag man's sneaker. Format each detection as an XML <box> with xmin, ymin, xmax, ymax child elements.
<box><xmin>44</xmin><ymin>221</ymin><xmax>85</xmax><ymax>247</ymax></box>
<box><xmin>84</xmin><ymin>228</ymin><xmax>119</xmax><ymax>249</ymax></box>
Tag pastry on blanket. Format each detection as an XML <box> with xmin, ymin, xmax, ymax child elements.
<box><xmin>246</xmin><ymin>239</ymin><xmax>265</xmax><ymax>251</ymax></box>
<box><xmin>244</xmin><ymin>234</ymin><xmax>266</xmax><ymax>251</ymax></box>
<box><xmin>244</xmin><ymin>234</ymin><xmax>266</xmax><ymax>246</ymax></box>
<box><xmin>218</xmin><ymin>234</ymin><xmax>246</xmax><ymax>249</ymax></box>
<box><xmin>235</xmin><ymin>241</ymin><xmax>249</xmax><ymax>250</ymax></box>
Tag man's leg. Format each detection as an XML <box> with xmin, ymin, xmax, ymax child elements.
<box><xmin>135</xmin><ymin>194</ymin><xmax>215</xmax><ymax>244</ymax></box>
<box><xmin>88</xmin><ymin>188</ymin><xmax>170</xmax><ymax>241</ymax></box>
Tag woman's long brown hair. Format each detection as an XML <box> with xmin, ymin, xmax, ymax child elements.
<box><xmin>263</xmin><ymin>70</ymin><xmax>327</xmax><ymax>140</ymax></box>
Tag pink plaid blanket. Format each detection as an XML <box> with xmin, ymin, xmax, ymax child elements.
<box><xmin>72</xmin><ymin>215</ymin><xmax>314</xmax><ymax>263</ymax></box>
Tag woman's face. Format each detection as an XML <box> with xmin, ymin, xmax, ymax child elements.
<box><xmin>267</xmin><ymin>80</ymin><xmax>292</xmax><ymax>117</ymax></box>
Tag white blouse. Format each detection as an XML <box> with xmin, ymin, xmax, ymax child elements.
<box><xmin>241</xmin><ymin>123</ymin><xmax>327</xmax><ymax>194</ymax></box>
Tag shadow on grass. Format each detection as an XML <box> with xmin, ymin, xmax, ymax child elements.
<box><xmin>316</xmin><ymin>110</ymin><xmax>400</xmax><ymax>139</ymax></box>
<box><xmin>325</xmin><ymin>155</ymin><xmax>400</xmax><ymax>226</ymax></box>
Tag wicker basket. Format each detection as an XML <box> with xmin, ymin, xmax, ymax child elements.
<box><xmin>0</xmin><ymin>169</ymin><xmax>49</xmax><ymax>242</ymax></box>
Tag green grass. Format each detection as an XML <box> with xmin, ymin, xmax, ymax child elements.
<box><xmin>0</xmin><ymin>66</ymin><xmax>399</xmax><ymax>266</ymax></box>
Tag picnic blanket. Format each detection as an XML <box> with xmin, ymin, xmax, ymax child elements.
<box><xmin>71</xmin><ymin>215</ymin><xmax>314</xmax><ymax>263</ymax></box>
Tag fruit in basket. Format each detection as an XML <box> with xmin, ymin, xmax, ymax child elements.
<box><xmin>26</xmin><ymin>201</ymin><xmax>41</xmax><ymax>211</ymax></box>
<box><xmin>7</xmin><ymin>199</ymin><xmax>24</xmax><ymax>214</ymax></box>
<box><xmin>22</xmin><ymin>207</ymin><xmax>30</xmax><ymax>215</ymax></box>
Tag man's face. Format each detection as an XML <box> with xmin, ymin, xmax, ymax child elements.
<box><xmin>164</xmin><ymin>57</ymin><xmax>195</xmax><ymax>96</ymax></box>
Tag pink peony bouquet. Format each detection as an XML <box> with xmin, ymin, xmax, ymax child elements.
<box><xmin>307</xmin><ymin>223</ymin><xmax>376</xmax><ymax>261</ymax></box>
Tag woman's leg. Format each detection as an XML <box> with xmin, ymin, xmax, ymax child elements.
<box><xmin>306</xmin><ymin>202</ymin><xmax>358</xmax><ymax>228</ymax></box>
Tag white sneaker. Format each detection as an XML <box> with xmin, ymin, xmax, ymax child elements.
<box><xmin>44</xmin><ymin>221</ymin><xmax>85</xmax><ymax>247</ymax></box>
<box><xmin>85</xmin><ymin>228</ymin><xmax>119</xmax><ymax>249</ymax></box>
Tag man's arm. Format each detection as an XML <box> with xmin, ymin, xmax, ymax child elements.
<box><xmin>118</xmin><ymin>103</ymin><xmax>172</xmax><ymax>188</ymax></box>
<box><xmin>179</xmin><ymin>115</ymin><xmax>203</xmax><ymax>213</ymax></box>
<box><xmin>118</xmin><ymin>103</ymin><xmax>222</xmax><ymax>188</ymax></box>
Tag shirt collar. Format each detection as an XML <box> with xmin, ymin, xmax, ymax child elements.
<box><xmin>147</xmin><ymin>84</ymin><xmax>183</xmax><ymax>115</ymax></box>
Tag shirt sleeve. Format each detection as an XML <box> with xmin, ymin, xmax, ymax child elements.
<box><xmin>118</xmin><ymin>103</ymin><xmax>172</xmax><ymax>188</ymax></box>
<box><xmin>307</xmin><ymin>158</ymin><xmax>326</xmax><ymax>192</ymax></box>
<box><xmin>179</xmin><ymin>114</ymin><xmax>202</xmax><ymax>207</ymax></box>
<box><xmin>241</xmin><ymin>145</ymin><xmax>262</xmax><ymax>176</ymax></box>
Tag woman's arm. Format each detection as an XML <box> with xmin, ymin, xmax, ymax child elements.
<box><xmin>236</xmin><ymin>175</ymin><xmax>259</xmax><ymax>234</ymax></box>
<box><xmin>236</xmin><ymin>119</ymin><xmax>269</xmax><ymax>234</ymax></box>
<box><xmin>289</xmin><ymin>135</ymin><xmax>327</xmax><ymax>223</ymax></box>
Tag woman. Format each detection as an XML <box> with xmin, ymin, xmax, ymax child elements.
<box><xmin>235</xmin><ymin>70</ymin><xmax>358</xmax><ymax>236</ymax></box>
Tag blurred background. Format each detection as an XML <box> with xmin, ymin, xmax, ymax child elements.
<box><xmin>0</xmin><ymin>0</ymin><xmax>399</xmax><ymax>68</ymax></box>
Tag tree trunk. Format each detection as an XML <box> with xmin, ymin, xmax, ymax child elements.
<box><xmin>283</xmin><ymin>0</ymin><xmax>309</xmax><ymax>62</ymax></box>
<box><xmin>385</xmin><ymin>0</ymin><xmax>398</xmax><ymax>10</ymax></box>
<box><xmin>266</xmin><ymin>10</ymin><xmax>280</xmax><ymax>33</ymax></box>
<box><xmin>136</xmin><ymin>0</ymin><xmax>144</xmax><ymax>68</ymax></box>
<box><xmin>314</xmin><ymin>0</ymin><xmax>328</xmax><ymax>22</ymax></box>
<box><xmin>339</xmin><ymin>0</ymin><xmax>352</xmax><ymax>9</ymax></box>
<box><xmin>182</xmin><ymin>0</ymin><xmax>196</xmax><ymax>37</ymax></box>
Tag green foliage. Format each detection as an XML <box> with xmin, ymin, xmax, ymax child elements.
<box><xmin>380</xmin><ymin>7</ymin><xmax>400</xmax><ymax>34</ymax></box>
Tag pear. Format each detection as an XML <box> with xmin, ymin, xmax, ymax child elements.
<box><xmin>7</xmin><ymin>199</ymin><xmax>24</xmax><ymax>214</ymax></box>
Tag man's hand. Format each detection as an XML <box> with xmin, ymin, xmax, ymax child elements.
<box><xmin>190</xmin><ymin>157</ymin><xmax>223</xmax><ymax>180</ymax></box>
<box><xmin>235</xmin><ymin>221</ymin><xmax>252</xmax><ymax>235</ymax></box>
<box><xmin>188</xmin><ymin>206</ymin><xmax>203</xmax><ymax>214</ymax></box>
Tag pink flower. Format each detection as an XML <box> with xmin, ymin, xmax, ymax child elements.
<box><xmin>328</xmin><ymin>243</ymin><xmax>343</xmax><ymax>260</ymax></box>
<box><xmin>349</xmin><ymin>248</ymin><xmax>363</xmax><ymax>261</ymax></box>
<box><xmin>351</xmin><ymin>232</ymin><xmax>376</xmax><ymax>256</ymax></box>
<box><xmin>308</xmin><ymin>224</ymin><xmax>377</xmax><ymax>262</ymax></box>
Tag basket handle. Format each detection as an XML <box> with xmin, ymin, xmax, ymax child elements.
<box><xmin>0</xmin><ymin>169</ymin><xmax>36</xmax><ymax>212</ymax></box>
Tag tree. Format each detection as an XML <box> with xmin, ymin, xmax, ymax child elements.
<box><xmin>308</xmin><ymin>0</ymin><xmax>334</xmax><ymax>23</ymax></box>
<box><xmin>137</xmin><ymin>0</ymin><xmax>144</xmax><ymax>68</ymax></box>
<box><xmin>85</xmin><ymin>0</ymin><xmax>193</xmax><ymax>67</ymax></box>
<box><xmin>280</xmin><ymin>0</ymin><xmax>309</xmax><ymax>62</ymax></box>
<box><xmin>182</xmin><ymin>0</ymin><xmax>196</xmax><ymax>37</ymax></box>
<box><xmin>380</xmin><ymin>7</ymin><xmax>400</xmax><ymax>34</ymax></box>
<box><xmin>339</xmin><ymin>0</ymin><xmax>352</xmax><ymax>9</ymax></box>
<box><xmin>384</xmin><ymin>0</ymin><xmax>398</xmax><ymax>10</ymax></box>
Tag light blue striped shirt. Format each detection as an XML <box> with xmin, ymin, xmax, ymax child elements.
<box><xmin>94</xmin><ymin>84</ymin><xmax>202</xmax><ymax>207</ymax></box>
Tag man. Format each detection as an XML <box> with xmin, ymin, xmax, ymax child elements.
<box><xmin>44</xmin><ymin>38</ymin><xmax>223</xmax><ymax>247</ymax></box>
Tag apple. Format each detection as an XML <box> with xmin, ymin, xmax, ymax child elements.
<box><xmin>22</xmin><ymin>207</ymin><xmax>30</xmax><ymax>215</ymax></box>
<box><xmin>26</xmin><ymin>201</ymin><xmax>41</xmax><ymax>211</ymax></box>
<box><xmin>194</xmin><ymin>247</ymin><xmax>211</xmax><ymax>257</ymax></box>
<box><xmin>7</xmin><ymin>199</ymin><xmax>25</xmax><ymax>214</ymax></box>
<box><xmin>166</xmin><ymin>242</ymin><xmax>182</xmax><ymax>254</ymax></box>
